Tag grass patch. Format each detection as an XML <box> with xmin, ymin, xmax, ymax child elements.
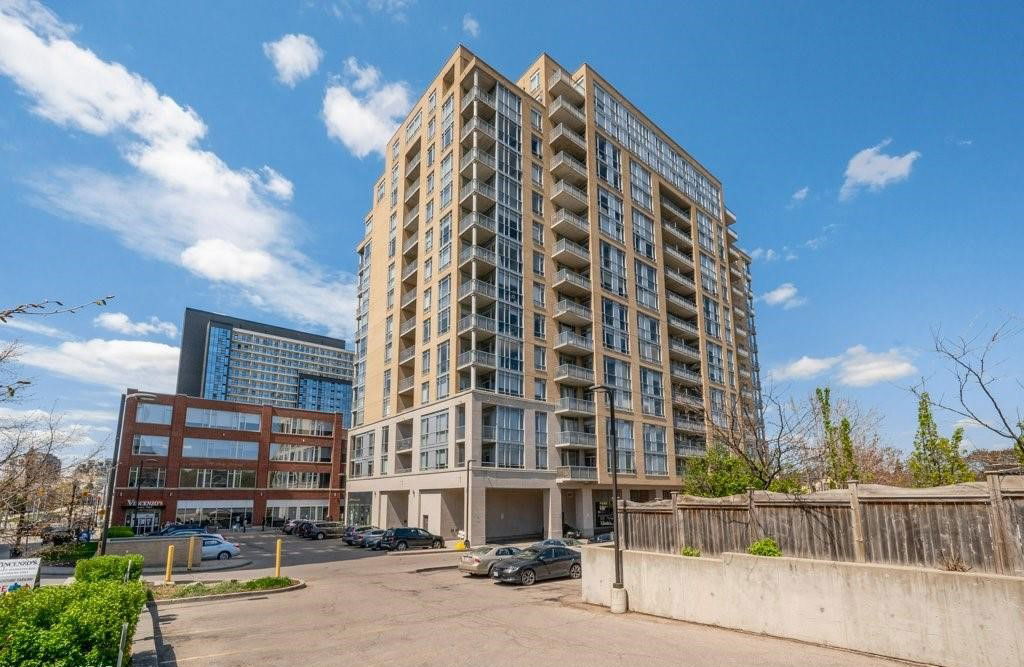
<box><xmin>148</xmin><ymin>577</ymin><xmax>295</xmax><ymax>600</ymax></box>
<box><xmin>38</xmin><ymin>541</ymin><xmax>98</xmax><ymax>565</ymax></box>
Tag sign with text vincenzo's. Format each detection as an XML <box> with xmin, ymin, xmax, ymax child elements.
<box><xmin>0</xmin><ymin>558</ymin><xmax>41</xmax><ymax>594</ymax></box>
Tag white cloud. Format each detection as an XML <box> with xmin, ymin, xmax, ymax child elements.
<box><xmin>322</xmin><ymin>56</ymin><xmax>411</xmax><ymax>158</ymax></box>
<box><xmin>750</xmin><ymin>248</ymin><xmax>779</xmax><ymax>263</ymax></box>
<box><xmin>17</xmin><ymin>338</ymin><xmax>180</xmax><ymax>392</ymax></box>
<box><xmin>262</xmin><ymin>34</ymin><xmax>323</xmax><ymax>87</ymax></box>
<box><xmin>759</xmin><ymin>282</ymin><xmax>806</xmax><ymax>310</ymax></box>
<box><xmin>839</xmin><ymin>139</ymin><xmax>921</xmax><ymax>201</ymax></box>
<box><xmin>769</xmin><ymin>345</ymin><xmax>916</xmax><ymax>387</ymax></box>
<box><xmin>93</xmin><ymin>312</ymin><xmax>177</xmax><ymax>338</ymax></box>
<box><xmin>0</xmin><ymin>318</ymin><xmax>70</xmax><ymax>339</ymax></box>
<box><xmin>791</xmin><ymin>186</ymin><xmax>809</xmax><ymax>202</ymax></box>
<box><xmin>0</xmin><ymin>3</ymin><xmax>357</xmax><ymax>337</ymax></box>
<box><xmin>366</xmin><ymin>0</ymin><xmax>414</xmax><ymax>20</ymax></box>
<box><xmin>462</xmin><ymin>13</ymin><xmax>480</xmax><ymax>37</ymax></box>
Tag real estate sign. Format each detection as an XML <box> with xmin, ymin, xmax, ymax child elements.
<box><xmin>0</xmin><ymin>558</ymin><xmax>41</xmax><ymax>594</ymax></box>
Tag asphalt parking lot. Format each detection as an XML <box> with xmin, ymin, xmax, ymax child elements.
<box><xmin>148</xmin><ymin>536</ymin><xmax>904</xmax><ymax>667</ymax></box>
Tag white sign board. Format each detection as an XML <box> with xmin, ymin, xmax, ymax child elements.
<box><xmin>0</xmin><ymin>558</ymin><xmax>41</xmax><ymax>594</ymax></box>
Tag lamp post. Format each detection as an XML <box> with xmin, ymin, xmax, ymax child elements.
<box><xmin>463</xmin><ymin>458</ymin><xmax>475</xmax><ymax>547</ymax></box>
<box><xmin>590</xmin><ymin>383</ymin><xmax>627</xmax><ymax>613</ymax></box>
<box><xmin>99</xmin><ymin>392</ymin><xmax>156</xmax><ymax>554</ymax></box>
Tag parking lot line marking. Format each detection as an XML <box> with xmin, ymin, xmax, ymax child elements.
<box><xmin>161</xmin><ymin>647</ymin><xmax>265</xmax><ymax>664</ymax></box>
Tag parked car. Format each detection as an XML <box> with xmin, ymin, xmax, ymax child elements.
<box><xmin>294</xmin><ymin>520</ymin><xmax>318</xmax><ymax>538</ymax></box>
<box><xmin>308</xmin><ymin>521</ymin><xmax>345</xmax><ymax>540</ymax></box>
<box><xmin>562</xmin><ymin>523</ymin><xmax>581</xmax><ymax>539</ymax></box>
<box><xmin>378</xmin><ymin>527</ymin><xmax>445</xmax><ymax>551</ymax></box>
<box><xmin>590</xmin><ymin>531</ymin><xmax>614</xmax><ymax>544</ymax></box>
<box><xmin>343</xmin><ymin>525</ymin><xmax>376</xmax><ymax>545</ymax></box>
<box><xmin>356</xmin><ymin>529</ymin><xmax>387</xmax><ymax>549</ymax></box>
<box><xmin>532</xmin><ymin>538</ymin><xmax>585</xmax><ymax>549</ymax></box>
<box><xmin>282</xmin><ymin>519</ymin><xmax>302</xmax><ymax>535</ymax></box>
<box><xmin>159</xmin><ymin>527</ymin><xmax>224</xmax><ymax>540</ymax></box>
<box><xmin>200</xmin><ymin>535</ymin><xmax>240</xmax><ymax>560</ymax></box>
<box><xmin>491</xmin><ymin>545</ymin><xmax>582</xmax><ymax>585</ymax></box>
<box><xmin>458</xmin><ymin>545</ymin><xmax>522</xmax><ymax>576</ymax></box>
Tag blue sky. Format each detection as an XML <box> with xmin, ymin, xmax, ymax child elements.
<box><xmin>1</xmin><ymin>0</ymin><xmax>1021</xmax><ymax>458</ymax></box>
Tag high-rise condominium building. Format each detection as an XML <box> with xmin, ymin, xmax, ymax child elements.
<box><xmin>347</xmin><ymin>47</ymin><xmax>760</xmax><ymax>543</ymax></box>
<box><xmin>176</xmin><ymin>308</ymin><xmax>355</xmax><ymax>425</ymax></box>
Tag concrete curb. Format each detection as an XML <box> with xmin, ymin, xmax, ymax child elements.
<box><xmin>131</xmin><ymin>601</ymin><xmax>160</xmax><ymax>667</ymax></box>
<box><xmin>386</xmin><ymin>548</ymin><xmax>462</xmax><ymax>556</ymax></box>
<box><xmin>152</xmin><ymin>579</ymin><xmax>306</xmax><ymax>606</ymax></box>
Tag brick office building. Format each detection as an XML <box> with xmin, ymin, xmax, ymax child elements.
<box><xmin>111</xmin><ymin>390</ymin><xmax>346</xmax><ymax>533</ymax></box>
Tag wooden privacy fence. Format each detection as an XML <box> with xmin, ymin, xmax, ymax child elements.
<box><xmin>618</xmin><ymin>474</ymin><xmax>1024</xmax><ymax>575</ymax></box>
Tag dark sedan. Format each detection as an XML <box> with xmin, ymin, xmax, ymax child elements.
<box><xmin>491</xmin><ymin>546</ymin><xmax>581</xmax><ymax>586</ymax></box>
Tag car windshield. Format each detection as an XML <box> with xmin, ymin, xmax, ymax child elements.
<box><xmin>517</xmin><ymin>548</ymin><xmax>541</xmax><ymax>559</ymax></box>
<box><xmin>470</xmin><ymin>547</ymin><xmax>493</xmax><ymax>556</ymax></box>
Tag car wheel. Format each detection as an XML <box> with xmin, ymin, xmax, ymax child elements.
<box><xmin>218</xmin><ymin>551</ymin><xmax>231</xmax><ymax>560</ymax></box>
<box><xmin>432</xmin><ymin>540</ymin><xmax>442</xmax><ymax>549</ymax></box>
<box><xmin>519</xmin><ymin>569</ymin><xmax>536</xmax><ymax>586</ymax></box>
<box><xmin>316</xmin><ymin>533</ymin><xmax>325</xmax><ymax>540</ymax></box>
<box><xmin>569</xmin><ymin>563</ymin><xmax>582</xmax><ymax>579</ymax></box>
<box><xmin>486</xmin><ymin>564</ymin><xmax>496</xmax><ymax>577</ymax></box>
<box><xmin>396</xmin><ymin>541</ymin><xmax>408</xmax><ymax>551</ymax></box>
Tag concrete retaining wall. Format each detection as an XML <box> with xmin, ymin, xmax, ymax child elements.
<box><xmin>107</xmin><ymin>536</ymin><xmax>199</xmax><ymax>568</ymax></box>
<box><xmin>582</xmin><ymin>545</ymin><xmax>1024</xmax><ymax>667</ymax></box>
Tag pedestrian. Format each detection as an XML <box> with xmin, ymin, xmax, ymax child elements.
<box><xmin>242</xmin><ymin>519</ymin><xmax>247</xmax><ymax>534</ymax></box>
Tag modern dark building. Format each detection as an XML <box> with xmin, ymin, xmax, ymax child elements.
<box><xmin>176</xmin><ymin>308</ymin><xmax>355</xmax><ymax>426</ymax></box>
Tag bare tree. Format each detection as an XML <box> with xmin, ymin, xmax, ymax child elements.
<box><xmin>915</xmin><ymin>319</ymin><xmax>1024</xmax><ymax>465</ymax></box>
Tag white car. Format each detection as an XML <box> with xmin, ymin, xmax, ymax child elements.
<box><xmin>201</xmin><ymin>535</ymin><xmax>240</xmax><ymax>560</ymax></box>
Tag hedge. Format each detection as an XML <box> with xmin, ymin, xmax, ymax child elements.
<box><xmin>0</xmin><ymin>580</ymin><xmax>147</xmax><ymax>667</ymax></box>
<box><xmin>106</xmin><ymin>525</ymin><xmax>135</xmax><ymax>538</ymax></box>
<box><xmin>75</xmin><ymin>554</ymin><xmax>144</xmax><ymax>583</ymax></box>
<box><xmin>39</xmin><ymin>542</ymin><xmax>98</xmax><ymax>566</ymax></box>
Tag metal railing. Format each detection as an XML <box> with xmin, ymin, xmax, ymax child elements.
<box><xmin>557</xmin><ymin>396</ymin><xmax>596</xmax><ymax>414</ymax></box>
<box><xmin>555</xmin><ymin>299</ymin><xmax>592</xmax><ymax>320</ymax></box>
<box><xmin>459</xmin><ymin>210</ymin><xmax>496</xmax><ymax>235</ymax></box>
<box><xmin>458</xmin><ymin>279</ymin><xmax>496</xmax><ymax>300</ymax></box>
<box><xmin>556</xmin><ymin>431</ymin><xmax>596</xmax><ymax>447</ymax></box>
<box><xmin>555</xmin><ymin>363</ymin><xmax>594</xmax><ymax>383</ymax></box>
<box><xmin>555</xmin><ymin>331</ymin><xmax>593</xmax><ymax>351</ymax></box>
<box><xmin>556</xmin><ymin>465</ymin><xmax>597</xmax><ymax>481</ymax></box>
<box><xmin>457</xmin><ymin>349</ymin><xmax>496</xmax><ymax>368</ymax></box>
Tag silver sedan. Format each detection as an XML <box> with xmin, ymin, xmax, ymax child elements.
<box><xmin>458</xmin><ymin>545</ymin><xmax>522</xmax><ymax>576</ymax></box>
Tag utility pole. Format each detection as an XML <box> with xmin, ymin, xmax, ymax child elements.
<box><xmin>590</xmin><ymin>384</ymin><xmax>627</xmax><ymax>614</ymax></box>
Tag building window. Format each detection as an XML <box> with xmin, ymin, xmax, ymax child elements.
<box><xmin>421</xmin><ymin>382</ymin><xmax>429</xmax><ymax>403</ymax></box>
<box><xmin>439</xmin><ymin>214</ymin><xmax>452</xmax><ymax>267</ymax></box>
<box><xmin>531</xmin><ymin>191</ymin><xmax>544</xmax><ymax>216</ymax></box>
<box><xmin>531</xmin><ymin>134</ymin><xmax>542</xmax><ymax>157</ymax></box>
<box><xmin>531</xmin><ymin>162</ymin><xmax>543</xmax><ymax>186</ymax></box>
<box><xmin>272</xmin><ymin>416</ymin><xmax>333</xmax><ymax>437</ymax></box>
<box><xmin>269</xmin><ymin>444</ymin><xmax>332</xmax><ymax>463</ymax></box>
<box><xmin>532</xmin><ymin>250</ymin><xmax>545</xmax><ymax>276</ymax></box>
<box><xmin>632</xmin><ymin>209</ymin><xmax>656</xmax><ymax>260</ymax></box>
<box><xmin>707</xmin><ymin>342</ymin><xmax>724</xmax><ymax>384</ymax></box>
<box><xmin>603</xmin><ymin>357</ymin><xmax>632</xmax><ymax>410</ymax></box>
<box><xmin>630</xmin><ymin>160</ymin><xmax>652</xmax><ymax>210</ymax></box>
<box><xmin>534</xmin><ymin>345</ymin><xmax>546</xmax><ymax>370</ymax></box>
<box><xmin>419</xmin><ymin>410</ymin><xmax>449</xmax><ymax>470</ymax></box>
<box><xmin>601</xmin><ymin>297</ymin><xmax>630</xmax><ymax>354</ymax></box>
<box><xmin>422</xmin><ymin>349</ymin><xmax>431</xmax><ymax>374</ymax></box>
<box><xmin>185</xmin><ymin>408</ymin><xmax>260</xmax><ymax>431</ymax></box>
<box><xmin>182</xmin><ymin>438</ymin><xmax>259</xmax><ymax>460</ymax></box>
<box><xmin>533</xmin><ymin>314</ymin><xmax>546</xmax><ymax>339</ymax></box>
<box><xmin>604</xmin><ymin>418</ymin><xmax>634</xmax><ymax>473</ymax></box>
<box><xmin>423</xmin><ymin>287</ymin><xmax>432</xmax><ymax>313</ymax></box>
<box><xmin>599</xmin><ymin>241</ymin><xmax>627</xmax><ymax>297</ymax></box>
<box><xmin>268</xmin><ymin>471</ymin><xmax>330</xmax><ymax>489</ymax></box>
<box><xmin>533</xmin><ymin>379</ymin><xmax>546</xmax><ymax>401</ymax></box>
<box><xmin>136</xmin><ymin>403</ymin><xmax>172</xmax><ymax>425</ymax></box>
<box><xmin>597</xmin><ymin>188</ymin><xmax>624</xmax><ymax>241</ymax></box>
<box><xmin>535</xmin><ymin>411</ymin><xmax>548</xmax><ymax>469</ymax></box>
<box><xmin>531</xmin><ymin>108</ymin><xmax>542</xmax><ymax>130</ymax></box>
<box><xmin>532</xmin><ymin>221</ymin><xmax>544</xmax><ymax>246</ymax></box>
<box><xmin>533</xmin><ymin>281</ymin><xmax>545</xmax><ymax>306</ymax></box>
<box><xmin>643</xmin><ymin>424</ymin><xmax>668</xmax><ymax>476</ymax></box>
<box><xmin>700</xmin><ymin>253</ymin><xmax>718</xmax><ymax>294</ymax></box>
<box><xmin>637</xmin><ymin>313</ymin><xmax>661</xmax><ymax>364</ymax></box>
<box><xmin>704</xmin><ymin>297</ymin><xmax>720</xmax><ymax>338</ymax></box>
<box><xmin>596</xmin><ymin>135</ymin><xmax>621</xmax><ymax>188</ymax></box>
<box><xmin>132</xmin><ymin>435</ymin><xmax>169</xmax><ymax>456</ymax></box>
<box><xmin>640</xmin><ymin>367</ymin><xmax>664</xmax><ymax>417</ymax></box>
<box><xmin>179</xmin><ymin>468</ymin><xmax>257</xmax><ymax>489</ymax></box>
<box><xmin>128</xmin><ymin>466</ymin><xmax>166</xmax><ymax>488</ymax></box>
<box><xmin>635</xmin><ymin>260</ymin><xmax>659</xmax><ymax>310</ymax></box>
<box><xmin>697</xmin><ymin>212</ymin><xmax>714</xmax><ymax>252</ymax></box>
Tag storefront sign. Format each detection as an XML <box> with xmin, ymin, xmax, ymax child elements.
<box><xmin>0</xmin><ymin>558</ymin><xmax>41</xmax><ymax>594</ymax></box>
<box><xmin>124</xmin><ymin>499</ymin><xmax>164</xmax><ymax>507</ymax></box>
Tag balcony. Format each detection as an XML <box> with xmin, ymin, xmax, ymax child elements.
<box><xmin>554</xmin><ymin>363</ymin><xmax>594</xmax><ymax>386</ymax></box>
<box><xmin>667</xmin><ymin>314</ymin><xmax>700</xmax><ymax>338</ymax></box>
<box><xmin>460</xmin><ymin>147</ymin><xmax>496</xmax><ymax>179</ymax></box>
<box><xmin>549</xmin><ymin>123</ymin><xmax>587</xmax><ymax>156</ymax></box>
<box><xmin>460</xmin><ymin>116</ymin><xmax>496</xmax><ymax>147</ymax></box>
<box><xmin>553</xmin><ymin>268</ymin><xmax>591</xmax><ymax>296</ymax></box>
<box><xmin>735</xmin><ymin>324</ymin><xmax>749</xmax><ymax>339</ymax></box>
<box><xmin>555</xmin><ymin>397</ymin><xmax>596</xmax><ymax>416</ymax></box>
<box><xmin>398</xmin><ymin>345</ymin><xmax>416</xmax><ymax>365</ymax></box>
<box><xmin>674</xmin><ymin>418</ymin><xmax>706</xmax><ymax>434</ymax></box>
<box><xmin>674</xmin><ymin>441</ymin><xmax>706</xmax><ymax>458</ymax></box>
<box><xmin>400</xmin><ymin>289</ymin><xmax>417</xmax><ymax>309</ymax></box>
<box><xmin>670</xmin><ymin>363</ymin><xmax>702</xmax><ymax>386</ymax></box>
<box><xmin>460</xmin><ymin>179</ymin><xmax>496</xmax><ymax>208</ymax></box>
<box><xmin>460</xmin><ymin>86</ymin><xmax>495</xmax><ymax>115</ymax></box>
<box><xmin>401</xmin><ymin>260</ymin><xmax>418</xmax><ymax>281</ymax></box>
<box><xmin>552</xmin><ymin>238</ymin><xmax>590</xmax><ymax>269</ymax></box>
<box><xmin>403</xmin><ymin>209</ymin><xmax>419</xmax><ymax>231</ymax></box>
<box><xmin>457</xmin><ymin>349</ymin><xmax>496</xmax><ymax>370</ymax></box>
<box><xmin>554</xmin><ymin>299</ymin><xmax>592</xmax><ymax>326</ymax></box>
<box><xmin>672</xmin><ymin>391</ymin><xmax>704</xmax><ymax>410</ymax></box>
<box><xmin>555</xmin><ymin>430</ymin><xmax>596</xmax><ymax>449</ymax></box>
<box><xmin>458</xmin><ymin>244</ymin><xmax>497</xmax><ymax>270</ymax></box>
<box><xmin>549</xmin><ymin>95</ymin><xmax>586</xmax><ymax>129</ymax></box>
<box><xmin>550</xmin><ymin>151</ymin><xmax>588</xmax><ymax>185</ymax></box>
<box><xmin>404</xmin><ymin>180</ymin><xmax>421</xmax><ymax>206</ymax></box>
<box><xmin>554</xmin><ymin>331</ymin><xmax>593</xmax><ymax>355</ymax></box>
<box><xmin>396</xmin><ymin>436</ymin><xmax>413</xmax><ymax>452</ymax></box>
<box><xmin>734</xmin><ymin>305</ymin><xmax>748</xmax><ymax>320</ymax></box>
<box><xmin>551</xmin><ymin>180</ymin><xmax>589</xmax><ymax>213</ymax></box>
<box><xmin>664</xmin><ymin>245</ymin><xmax>695</xmax><ymax>270</ymax></box>
<box><xmin>556</xmin><ymin>465</ymin><xmax>598</xmax><ymax>482</ymax></box>
<box><xmin>664</xmin><ymin>265</ymin><xmax>696</xmax><ymax>292</ymax></box>
<box><xmin>665</xmin><ymin>291</ymin><xmax>698</xmax><ymax>316</ymax></box>
<box><xmin>737</xmin><ymin>346</ymin><xmax>750</xmax><ymax>359</ymax></box>
<box><xmin>662</xmin><ymin>221</ymin><xmax>692</xmax><ymax>246</ymax></box>
<box><xmin>668</xmin><ymin>338</ymin><xmax>701</xmax><ymax>362</ymax></box>
<box><xmin>402</xmin><ymin>235</ymin><xmax>418</xmax><ymax>256</ymax></box>
<box><xmin>480</xmin><ymin>425</ymin><xmax>497</xmax><ymax>442</ymax></box>
<box><xmin>399</xmin><ymin>317</ymin><xmax>417</xmax><ymax>337</ymax></box>
<box><xmin>661</xmin><ymin>197</ymin><xmax>691</xmax><ymax>222</ymax></box>
<box><xmin>397</xmin><ymin>376</ymin><xmax>415</xmax><ymax>394</ymax></box>
<box><xmin>551</xmin><ymin>208</ymin><xmax>589</xmax><ymax>241</ymax></box>
<box><xmin>458</xmin><ymin>211</ymin><xmax>496</xmax><ymax>240</ymax></box>
<box><xmin>405</xmin><ymin>153</ymin><xmax>421</xmax><ymax>179</ymax></box>
<box><xmin>548</xmin><ymin>69</ymin><xmax>585</xmax><ymax>104</ymax></box>
<box><xmin>457</xmin><ymin>313</ymin><xmax>497</xmax><ymax>339</ymax></box>
<box><xmin>457</xmin><ymin>279</ymin><xmax>496</xmax><ymax>305</ymax></box>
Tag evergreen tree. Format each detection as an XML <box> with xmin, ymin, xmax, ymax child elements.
<box><xmin>815</xmin><ymin>387</ymin><xmax>859</xmax><ymax>488</ymax></box>
<box><xmin>908</xmin><ymin>393</ymin><xmax>974</xmax><ymax>487</ymax></box>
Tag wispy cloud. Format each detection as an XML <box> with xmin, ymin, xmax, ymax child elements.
<box><xmin>262</xmin><ymin>34</ymin><xmax>323</xmax><ymax>87</ymax></box>
<box><xmin>839</xmin><ymin>139</ymin><xmax>920</xmax><ymax>201</ymax></box>
<box><xmin>462</xmin><ymin>13</ymin><xmax>480</xmax><ymax>37</ymax></box>
<box><xmin>94</xmin><ymin>312</ymin><xmax>177</xmax><ymax>339</ymax></box>
<box><xmin>770</xmin><ymin>345</ymin><xmax>916</xmax><ymax>387</ymax></box>
<box><xmin>322</xmin><ymin>56</ymin><xmax>411</xmax><ymax>158</ymax></box>
<box><xmin>759</xmin><ymin>282</ymin><xmax>807</xmax><ymax>310</ymax></box>
<box><xmin>16</xmin><ymin>337</ymin><xmax>180</xmax><ymax>392</ymax></box>
<box><xmin>0</xmin><ymin>318</ymin><xmax>70</xmax><ymax>339</ymax></box>
<box><xmin>0</xmin><ymin>2</ymin><xmax>357</xmax><ymax>337</ymax></box>
<box><xmin>787</xmin><ymin>186</ymin><xmax>809</xmax><ymax>209</ymax></box>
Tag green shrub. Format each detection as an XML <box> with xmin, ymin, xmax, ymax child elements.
<box><xmin>39</xmin><ymin>542</ymin><xmax>98</xmax><ymax>566</ymax></box>
<box><xmin>0</xmin><ymin>580</ymin><xmax>147</xmax><ymax>667</ymax></box>
<box><xmin>680</xmin><ymin>546</ymin><xmax>701</xmax><ymax>557</ymax></box>
<box><xmin>106</xmin><ymin>525</ymin><xmax>135</xmax><ymax>538</ymax></box>
<box><xmin>75</xmin><ymin>554</ymin><xmax>143</xmax><ymax>583</ymax></box>
<box><xmin>747</xmin><ymin>537</ymin><xmax>782</xmax><ymax>557</ymax></box>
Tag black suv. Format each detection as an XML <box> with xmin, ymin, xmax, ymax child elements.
<box><xmin>379</xmin><ymin>527</ymin><xmax>444</xmax><ymax>551</ymax></box>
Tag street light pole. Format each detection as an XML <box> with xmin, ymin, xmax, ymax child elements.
<box><xmin>591</xmin><ymin>384</ymin><xmax>627</xmax><ymax>613</ymax></box>
<box><xmin>463</xmin><ymin>458</ymin><xmax>475</xmax><ymax>547</ymax></box>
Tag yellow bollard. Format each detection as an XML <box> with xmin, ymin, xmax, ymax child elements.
<box><xmin>454</xmin><ymin>540</ymin><xmax>466</xmax><ymax>551</ymax></box>
<box><xmin>275</xmin><ymin>538</ymin><xmax>283</xmax><ymax>578</ymax></box>
<box><xmin>186</xmin><ymin>536</ymin><xmax>196</xmax><ymax>572</ymax></box>
<box><xmin>164</xmin><ymin>544</ymin><xmax>175</xmax><ymax>584</ymax></box>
